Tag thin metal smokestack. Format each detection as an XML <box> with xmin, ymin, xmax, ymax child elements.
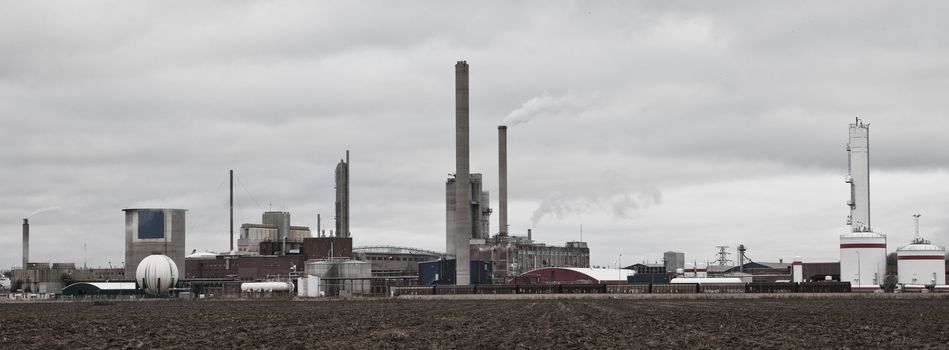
<box><xmin>229</xmin><ymin>169</ymin><xmax>234</xmax><ymax>252</ymax></box>
<box><xmin>498</xmin><ymin>125</ymin><xmax>508</xmax><ymax>237</ymax></box>
<box><xmin>22</xmin><ymin>218</ymin><xmax>29</xmax><ymax>268</ymax></box>
<box><xmin>317</xmin><ymin>213</ymin><xmax>321</xmax><ymax>238</ymax></box>
<box><xmin>454</xmin><ymin>60</ymin><xmax>471</xmax><ymax>285</ymax></box>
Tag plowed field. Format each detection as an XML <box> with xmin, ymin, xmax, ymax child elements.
<box><xmin>2</xmin><ymin>298</ymin><xmax>948</xmax><ymax>349</ymax></box>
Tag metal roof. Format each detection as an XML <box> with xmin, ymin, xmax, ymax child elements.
<box><xmin>897</xmin><ymin>243</ymin><xmax>946</xmax><ymax>252</ymax></box>
<box><xmin>88</xmin><ymin>282</ymin><xmax>138</xmax><ymax>290</ymax></box>
<box><xmin>353</xmin><ymin>245</ymin><xmax>445</xmax><ymax>257</ymax></box>
<box><xmin>840</xmin><ymin>231</ymin><xmax>886</xmax><ymax>238</ymax></box>
<box><xmin>521</xmin><ymin>267</ymin><xmax>634</xmax><ymax>282</ymax></box>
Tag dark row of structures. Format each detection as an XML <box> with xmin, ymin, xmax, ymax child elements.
<box><xmin>391</xmin><ymin>281</ymin><xmax>856</xmax><ymax>296</ymax></box>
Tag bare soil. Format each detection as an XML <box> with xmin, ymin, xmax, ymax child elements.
<box><xmin>1</xmin><ymin>298</ymin><xmax>948</xmax><ymax>349</ymax></box>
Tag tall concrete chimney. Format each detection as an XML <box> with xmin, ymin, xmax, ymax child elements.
<box><xmin>317</xmin><ymin>213</ymin><xmax>321</xmax><ymax>238</ymax></box>
<box><xmin>22</xmin><ymin>218</ymin><xmax>29</xmax><ymax>268</ymax></box>
<box><xmin>335</xmin><ymin>150</ymin><xmax>350</xmax><ymax>238</ymax></box>
<box><xmin>454</xmin><ymin>60</ymin><xmax>471</xmax><ymax>285</ymax></box>
<box><xmin>229</xmin><ymin>169</ymin><xmax>234</xmax><ymax>252</ymax></box>
<box><xmin>498</xmin><ymin>125</ymin><xmax>508</xmax><ymax>236</ymax></box>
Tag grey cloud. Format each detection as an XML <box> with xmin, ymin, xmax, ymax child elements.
<box><xmin>3</xmin><ymin>1</ymin><xmax>949</xmax><ymax>268</ymax></box>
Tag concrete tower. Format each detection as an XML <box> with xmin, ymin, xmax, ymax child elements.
<box><xmin>124</xmin><ymin>208</ymin><xmax>186</xmax><ymax>278</ymax></box>
<box><xmin>22</xmin><ymin>218</ymin><xmax>29</xmax><ymax>268</ymax></box>
<box><xmin>847</xmin><ymin>119</ymin><xmax>871</xmax><ymax>231</ymax></box>
<box><xmin>335</xmin><ymin>150</ymin><xmax>350</xmax><ymax>238</ymax></box>
<box><xmin>840</xmin><ymin>118</ymin><xmax>886</xmax><ymax>290</ymax></box>
<box><xmin>498</xmin><ymin>125</ymin><xmax>508</xmax><ymax>236</ymax></box>
<box><xmin>454</xmin><ymin>60</ymin><xmax>471</xmax><ymax>285</ymax></box>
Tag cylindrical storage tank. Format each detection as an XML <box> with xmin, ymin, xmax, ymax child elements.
<box><xmin>241</xmin><ymin>282</ymin><xmax>294</xmax><ymax>293</ymax></box>
<box><xmin>305</xmin><ymin>260</ymin><xmax>335</xmax><ymax>277</ymax></box>
<box><xmin>135</xmin><ymin>254</ymin><xmax>179</xmax><ymax>296</ymax></box>
<box><xmin>792</xmin><ymin>256</ymin><xmax>803</xmax><ymax>283</ymax></box>
<box><xmin>897</xmin><ymin>242</ymin><xmax>946</xmax><ymax>285</ymax></box>
<box><xmin>840</xmin><ymin>232</ymin><xmax>886</xmax><ymax>290</ymax></box>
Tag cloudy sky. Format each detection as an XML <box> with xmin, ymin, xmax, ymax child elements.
<box><xmin>2</xmin><ymin>1</ymin><xmax>948</xmax><ymax>270</ymax></box>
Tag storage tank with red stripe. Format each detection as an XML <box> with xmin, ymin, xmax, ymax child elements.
<box><xmin>897</xmin><ymin>239</ymin><xmax>945</xmax><ymax>286</ymax></box>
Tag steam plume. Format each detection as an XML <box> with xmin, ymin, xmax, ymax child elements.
<box><xmin>502</xmin><ymin>91</ymin><xmax>597</xmax><ymax>127</ymax></box>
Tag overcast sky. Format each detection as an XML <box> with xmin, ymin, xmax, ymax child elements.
<box><xmin>2</xmin><ymin>1</ymin><xmax>949</xmax><ymax>270</ymax></box>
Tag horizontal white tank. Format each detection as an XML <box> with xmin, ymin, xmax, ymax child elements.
<box><xmin>840</xmin><ymin>232</ymin><xmax>886</xmax><ymax>287</ymax></box>
<box><xmin>897</xmin><ymin>242</ymin><xmax>945</xmax><ymax>285</ymax></box>
<box><xmin>670</xmin><ymin>277</ymin><xmax>743</xmax><ymax>284</ymax></box>
<box><xmin>241</xmin><ymin>281</ymin><xmax>294</xmax><ymax>293</ymax></box>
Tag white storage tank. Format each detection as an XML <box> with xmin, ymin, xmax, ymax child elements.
<box><xmin>840</xmin><ymin>232</ymin><xmax>886</xmax><ymax>290</ymax></box>
<box><xmin>135</xmin><ymin>254</ymin><xmax>179</xmax><ymax>296</ymax></box>
<box><xmin>241</xmin><ymin>281</ymin><xmax>294</xmax><ymax>293</ymax></box>
<box><xmin>897</xmin><ymin>240</ymin><xmax>945</xmax><ymax>286</ymax></box>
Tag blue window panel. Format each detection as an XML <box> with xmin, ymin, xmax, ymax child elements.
<box><xmin>138</xmin><ymin>210</ymin><xmax>165</xmax><ymax>239</ymax></box>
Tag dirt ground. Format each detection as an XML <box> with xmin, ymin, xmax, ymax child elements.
<box><xmin>1</xmin><ymin>298</ymin><xmax>948</xmax><ymax>349</ymax></box>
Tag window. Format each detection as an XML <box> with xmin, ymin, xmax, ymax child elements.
<box><xmin>137</xmin><ymin>210</ymin><xmax>165</xmax><ymax>239</ymax></box>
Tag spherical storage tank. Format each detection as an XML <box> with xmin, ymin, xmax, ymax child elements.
<box><xmin>897</xmin><ymin>240</ymin><xmax>946</xmax><ymax>286</ymax></box>
<box><xmin>135</xmin><ymin>254</ymin><xmax>179</xmax><ymax>296</ymax></box>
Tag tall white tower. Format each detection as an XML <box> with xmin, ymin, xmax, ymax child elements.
<box><xmin>839</xmin><ymin>118</ymin><xmax>886</xmax><ymax>291</ymax></box>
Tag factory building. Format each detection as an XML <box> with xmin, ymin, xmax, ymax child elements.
<box><xmin>123</xmin><ymin>208</ymin><xmax>186</xmax><ymax>278</ymax></box>
<box><xmin>470</xmin><ymin>233</ymin><xmax>590</xmax><ymax>283</ymax></box>
<box><xmin>353</xmin><ymin>246</ymin><xmax>444</xmax><ymax>277</ymax></box>
<box><xmin>839</xmin><ymin>118</ymin><xmax>886</xmax><ymax>291</ymax></box>
<box><xmin>11</xmin><ymin>263</ymin><xmax>126</xmax><ymax>294</ymax></box>
<box><xmin>335</xmin><ymin>151</ymin><xmax>351</xmax><ymax>238</ymax></box>
<box><xmin>236</xmin><ymin>211</ymin><xmax>312</xmax><ymax>255</ymax></box>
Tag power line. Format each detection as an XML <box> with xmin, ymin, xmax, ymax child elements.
<box><xmin>235</xmin><ymin>175</ymin><xmax>264</xmax><ymax>211</ymax></box>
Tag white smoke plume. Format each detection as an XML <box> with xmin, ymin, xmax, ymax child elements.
<box><xmin>502</xmin><ymin>90</ymin><xmax>597</xmax><ymax>127</ymax></box>
<box><xmin>28</xmin><ymin>206</ymin><xmax>61</xmax><ymax>218</ymax></box>
<box><xmin>530</xmin><ymin>186</ymin><xmax>662</xmax><ymax>227</ymax></box>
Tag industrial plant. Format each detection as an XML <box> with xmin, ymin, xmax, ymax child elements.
<box><xmin>3</xmin><ymin>63</ymin><xmax>947</xmax><ymax>300</ymax></box>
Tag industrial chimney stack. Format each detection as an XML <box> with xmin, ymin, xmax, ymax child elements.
<box><xmin>22</xmin><ymin>218</ymin><xmax>29</xmax><ymax>268</ymax></box>
<box><xmin>454</xmin><ymin>60</ymin><xmax>471</xmax><ymax>286</ymax></box>
<box><xmin>498</xmin><ymin>125</ymin><xmax>508</xmax><ymax>237</ymax></box>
